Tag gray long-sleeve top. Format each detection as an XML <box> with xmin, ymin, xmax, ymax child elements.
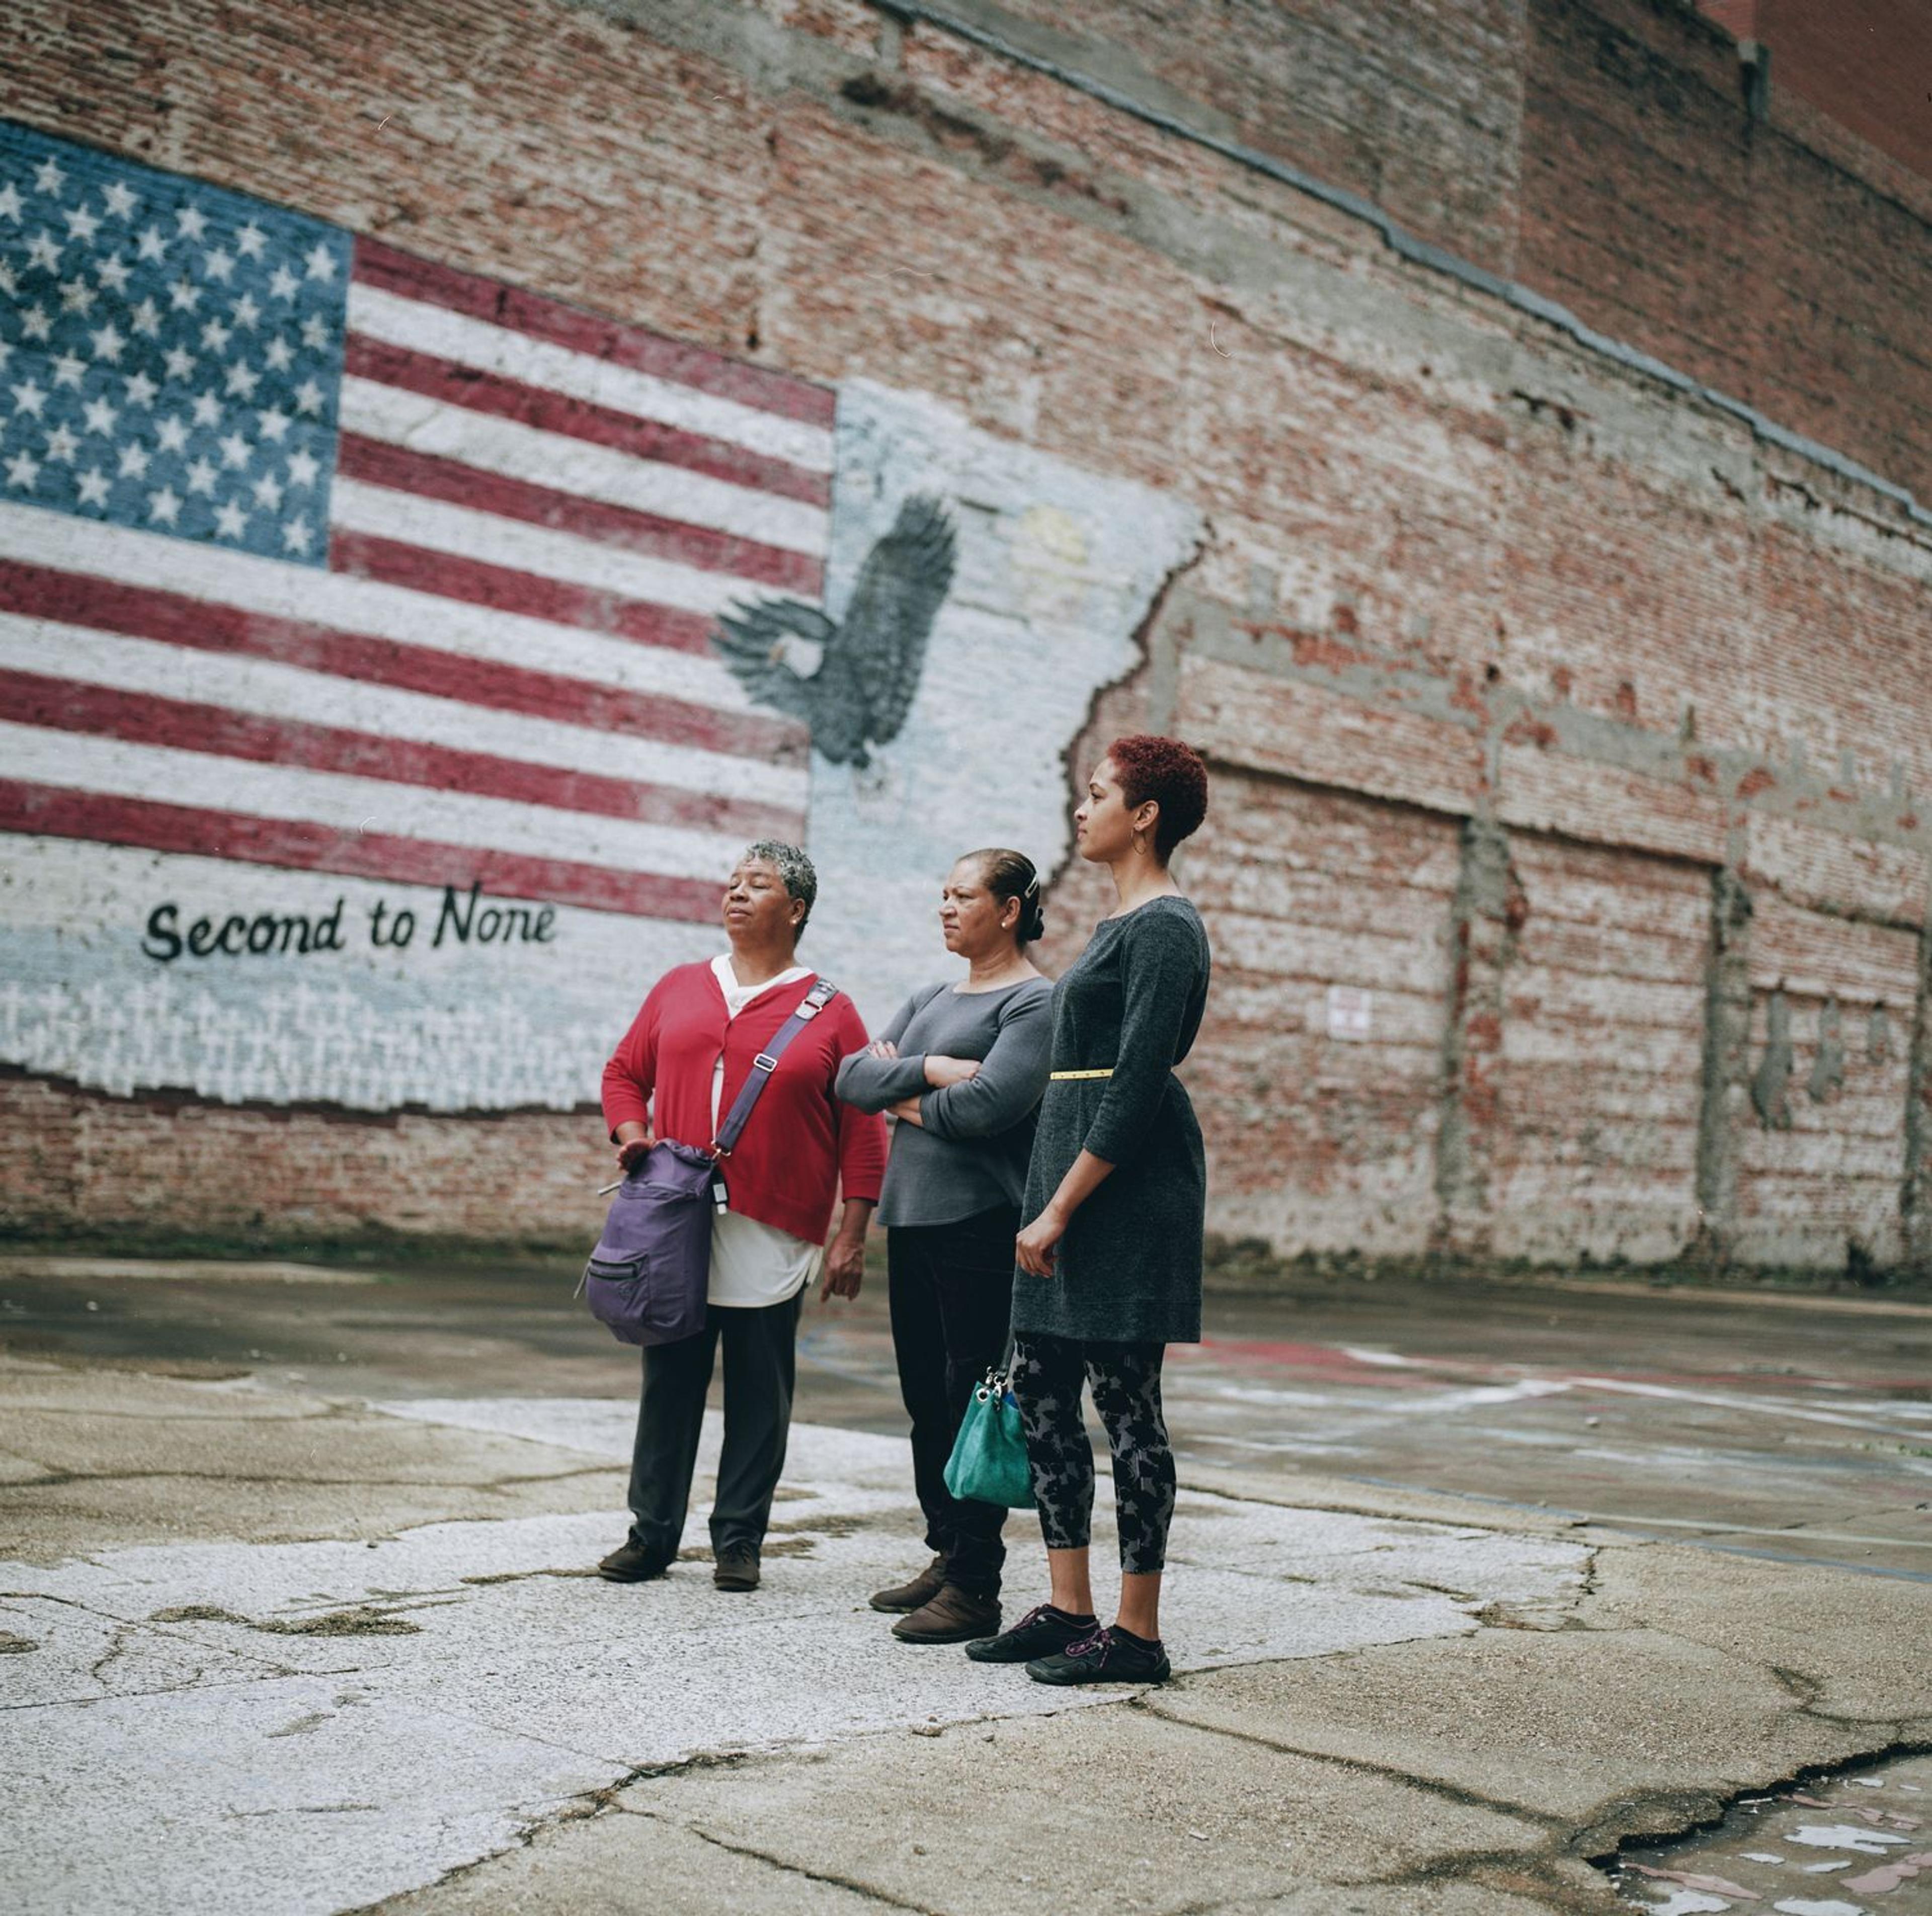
<box><xmin>834</xmin><ymin>976</ymin><xmax>1053</xmax><ymax>1228</ymax></box>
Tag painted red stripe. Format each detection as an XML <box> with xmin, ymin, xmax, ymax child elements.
<box><xmin>335</xmin><ymin>435</ymin><xmax>824</xmax><ymax>596</ymax></box>
<box><xmin>0</xmin><ymin>560</ymin><xmax>808</xmax><ymax>767</ymax></box>
<box><xmin>0</xmin><ymin>780</ymin><xmax>723</xmax><ymax>923</ymax></box>
<box><xmin>335</xmin><ymin>435</ymin><xmax>824</xmax><ymax>597</ymax></box>
<box><xmin>343</xmin><ymin>334</ymin><xmax>831</xmax><ymax>509</ymax></box>
<box><xmin>327</xmin><ymin>531</ymin><xmax>730</xmax><ymax>661</ymax></box>
<box><xmin>0</xmin><ymin>672</ymin><xmax>806</xmax><ymax>843</ymax></box>
<box><xmin>353</xmin><ymin>237</ymin><xmax>836</xmax><ymax>430</ymax></box>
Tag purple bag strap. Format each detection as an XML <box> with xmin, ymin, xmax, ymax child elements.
<box><xmin>709</xmin><ymin>976</ymin><xmax>839</xmax><ymax>1158</ymax></box>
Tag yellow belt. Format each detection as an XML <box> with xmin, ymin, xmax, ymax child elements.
<box><xmin>1049</xmin><ymin>1068</ymin><xmax>1113</xmax><ymax>1080</ymax></box>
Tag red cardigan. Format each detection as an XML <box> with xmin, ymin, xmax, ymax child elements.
<box><xmin>601</xmin><ymin>962</ymin><xmax>887</xmax><ymax>1245</ymax></box>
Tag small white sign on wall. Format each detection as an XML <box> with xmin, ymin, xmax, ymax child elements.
<box><xmin>1326</xmin><ymin>984</ymin><xmax>1374</xmax><ymax>1041</ymax></box>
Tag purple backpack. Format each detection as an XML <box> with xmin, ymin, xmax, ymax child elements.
<box><xmin>583</xmin><ymin>977</ymin><xmax>839</xmax><ymax>1346</ymax></box>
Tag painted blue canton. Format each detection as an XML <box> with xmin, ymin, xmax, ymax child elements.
<box><xmin>0</xmin><ymin>121</ymin><xmax>349</xmax><ymax>567</ymax></box>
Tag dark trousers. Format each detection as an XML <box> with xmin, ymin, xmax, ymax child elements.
<box><xmin>626</xmin><ymin>1290</ymin><xmax>802</xmax><ymax>1559</ymax></box>
<box><xmin>887</xmin><ymin>1205</ymin><xmax>1018</xmax><ymax>1598</ymax></box>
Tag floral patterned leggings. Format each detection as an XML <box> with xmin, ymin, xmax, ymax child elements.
<box><xmin>1009</xmin><ymin>1334</ymin><xmax>1176</xmax><ymax>1575</ymax></box>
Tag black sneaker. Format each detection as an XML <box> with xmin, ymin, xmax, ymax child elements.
<box><xmin>1027</xmin><ymin>1625</ymin><xmax>1171</xmax><ymax>1686</ymax></box>
<box><xmin>596</xmin><ymin>1539</ymin><xmax>671</xmax><ymax>1583</ymax></box>
<box><xmin>712</xmin><ymin>1543</ymin><xmax>761</xmax><ymax>1592</ymax></box>
<box><xmin>963</xmin><ymin>1603</ymin><xmax>1095</xmax><ymax>1664</ymax></box>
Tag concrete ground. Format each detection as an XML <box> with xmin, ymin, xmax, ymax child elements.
<box><xmin>1</xmin><ymin>1254</ymin><xmax>1927</xmax><ymax>1914</ymax></box>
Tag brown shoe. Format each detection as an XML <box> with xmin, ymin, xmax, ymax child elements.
<box><xmin>869</xmin><ymin>1553</ymin><xmax>946</xmax><ymax>1613</ymax></box>
<box><xmin>712</xmin><ymin>1543</ymin><xmax>760</xmax><ymax>1592</ymax></box>
<box><xmin>892</xmin><ymin>1584</ymin><xmax>1001</xmax><ymax>1645</ymax></box>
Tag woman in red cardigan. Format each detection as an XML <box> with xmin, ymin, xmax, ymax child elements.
<box><xmin>595</xmin><ymin>841</ymin><xmax>887</xmax><ymax>1594</ymax></box>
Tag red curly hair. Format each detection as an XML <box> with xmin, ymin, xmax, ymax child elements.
<box><xmin>1105</xmin><ymin>734</ymin><xmax>1209</xmax><ymax>860</ymax></box>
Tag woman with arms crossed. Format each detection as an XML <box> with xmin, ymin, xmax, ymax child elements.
<box><xmin>595</xmin><ymin>842</ymin><xmax>886</xmax><ymax>1595</ymax></box>
<box><xmin>968</xmin><ymin>736</ymin><xmax>1212</xmax><ymax>1686</ymax></box>
<box><xmin>836</xmin><ymin>850</ymin><xmax>1053</xmax><ymax>1645</ymax></box>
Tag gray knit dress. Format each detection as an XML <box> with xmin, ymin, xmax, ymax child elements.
<box><xmin>1011</xmin><ymin>895</ymin><xmax>1213</xmax><ymax>1346</ymax></box>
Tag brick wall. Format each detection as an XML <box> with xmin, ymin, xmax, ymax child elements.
<box><xmin>5</xmin><ymin>0</ymin><xmax>1930</xmax><ymax>1273</ymax></box>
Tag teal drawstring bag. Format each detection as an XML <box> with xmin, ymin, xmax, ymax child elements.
<box><xmin>943</xmin><ymin>1347</ymin><xmax>1034</xmax><ymax>1509</ymax></box>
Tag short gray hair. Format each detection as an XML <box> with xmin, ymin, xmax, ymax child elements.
<box><xmin>740</xmin><ymin>841</ymin><xmax>817</xmax><ymax>940</ymax></box>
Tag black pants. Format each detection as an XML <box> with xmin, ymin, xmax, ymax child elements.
<box><xmin>887</xmin><ymin>1205</ymin><xmax>1017</xmax><ymax>1598</ymax></box>
<box><xmin>1010</xmin><ymin>1333</ymin><xmax>1175</xmax><ymax>1575</ymax></box>
<box><xmin>626</xmin><ymin>1290</ymin><xmax>802</xmax><ymax>1560</ymax></box>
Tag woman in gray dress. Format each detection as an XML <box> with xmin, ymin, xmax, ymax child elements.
<box><xmin>966</xmin><ymin>735</ymin><xmax>1211</xmax><ymax>1687</ymax></box>
<box><xmin>836</xmin><ymin>850</ymin><xmax>1053</xmax><ymax>1646</ymax></box>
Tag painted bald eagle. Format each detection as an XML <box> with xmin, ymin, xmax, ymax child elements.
<box><xmin>712</xmin><ymin>493</ymin><xmax>957</xmax><ymax>770</ymax></box>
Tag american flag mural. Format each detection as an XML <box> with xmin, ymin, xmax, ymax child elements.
<box><xmin>0</xmin><ymin>121</ymin><xmax>827</xmax><ymax>1111</ymax></box>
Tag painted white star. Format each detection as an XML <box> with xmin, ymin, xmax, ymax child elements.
<box><xmin>135</xmin><ymin>224</ymin><xmax>168</xmax><ymax>262</ymax></box>
<box><xmin>33</xmin><ymin>157</ymin><xmax>65</xmax><ymax>196</ymax></box>
<box><xmin>224</xmin><ymin>362</ymin><xmax>261</xmax><ymax>400</ymax></box>
<box><xmin>5</xmin><ymin>450</ymin><xmax>41</xmax><ymax>489</ymax></box>
<box><xmin>123</xmin><ymin>370</ymin><xmax>159</xmax><ymax>408</ymax></box>
<box><xmin>155</xmin><ymin>414</ymin><xmax>189</xmax><ymax>453</ymax></box>
<box><xmin>281</xmin><ymin>515</ymin><xmax>313</xmax><ymax>555</ymax></box>
<box><xmin>95</xmin><ymin>258</ymin><xmax>132</xmax><ymax>297</ymax></box>
<box><xmin>267</xmin><ymin>263</ymin><xmax>300</xmax><ymax>301</ymax></box>
<box><xmin>218</xmin><ymin>430</ymin><xmax>251</xmax><ymax>470</ymax></box>
<box><xmin>255</xmin><ymin>405</ymin><xmax>289</xmax><ymax>442</ymax></box>
<box><xmin>200</xmin><ymin>317</ymin><xmax>232</xmax><ymax>353</ymax></box>
<box><xmin>190</xmin><ymin>392</ymin><xmax>221</xmax><ymax>428</ymax></box>
<box><xmin>102</xmin><ymin>181</ymin><xmax>138</xmax><ymax>220</ymax></box>
<box><xmin>128</xmin><ymin>295</ymin><xmax>163</xmax><ymax>338</ymax></box>
<box><xmin>80</xmin><ymin>395</ymin><xmax>118</xmax><ymax>436</ymax></box>
<box><xmin>202</xmin><ymin>247</ymin><xmax>234</xmax><ymax>284</ymax></box>
<box><xmin>285</xmin><ymin>448</ymin><xmax>319</xmax><ymax>488</ymax></box>
<box><xmin>27</xmin><ymin>230</ymin><xmax>63</xmax><ymax>272</ymax></box>
<box><xmin>0</xmin><ymin>182</ymin><xmax>22</xmax><ymax>223</ymax></box>
<box><xmin>19</xmin><ymin>305</ymin><xmax>53</xmax><ymax>343</ymax></box>
<box><xmin>175</xmin><ymin>204</ymin><xmax>208</xmax><ymax>241</ymax></box>
<box><xmin>117</xmin><ymin>441</ymin><xmax>150</xmax><ymax>479</ymax></box>
<box><xmin>184</xmin><ymin>456</ymin><xmax>218</xmax><ymax>495</ymax></box>
<box><xmin>251</xmin><ymin>471</ymin><xmax>285</xmax><ymax>512</ymax></box>
<box><xmin>10</xmin><ymin>379</ymin><xmax>47</xmax><ymax>419</ymax></box>
<box><xmin>168</xmin><ymin>279</ymin><xmax>202</xmax><ymax>313</ymax></box>
<box><xmin>89</xmin><ymin>320</ymin><xmax>126</xmax><ymax>363</ymax></box>
<box><xmin>62</xmin><ymin>204</ymin><xmax>100</xmax><ymax>244</ymax></box>
<box><xmin>147</xmin><ymin>484</ymin><xmax>181</xmax><ymax>525</ymax></box>
<box><xmin>299</xmin><ymin>314</ymin><xmax>330</xmax><ymax>352</ymax></box>
<box><xmin>163</xmin><ymin>345</ymin><xmax>197</xmax><ymax>381</ymax></box>
<box><xmin>50</xmin><ymin>352</ymin><xmax>87</xmax><ymax>390</ymax></box>
<box><xmin>263</xmin><ymin>336</ymin><xmax>294</xmax><ymax>372</ymax></box>
<box><xmin>74</xmin><ymin>466</ymin><xmax>110</xmax><ymax>507</ymax></box>
<box><xmin>57</xmin><ymin>275</ymin><xmax>97</xmax><ymax>315</ymax></box>
<box><xmin>229</xmin><ymin>291</ymin><xmax>261</xmax><ymax>329</ymax></box>
<box><xmin>303</xmin><ymin>241</ymin><xmax>338</xmax><ymax>282</ymax></box>
<box><xmin>235</xmin><ymin>221</ymin><xmax>267</xmax><ymax>259</ymax></box>
<box><xmin>214</xmin><ymin>498</ymin><xmax>249</xmax><ymax>539</ymax></box>
<box><xmin>291</xmin><ymin>378</ymin><xmax>325</xmax><ymax>416</ymax></box>
<box><xmin>42</xmin><ymin>423</ymin><xmax>78</xmax><ymax>463</ymax></box>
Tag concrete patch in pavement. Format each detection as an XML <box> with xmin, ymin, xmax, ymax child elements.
<box><xmin>1146</xmin><ymin>1628</ymin><xmax>1876</xmax><ymax>1831</ymax></box>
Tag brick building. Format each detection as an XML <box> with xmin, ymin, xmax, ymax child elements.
<box><xmin>3</xmin><ymin>0</ymin><xmax>1928</xmax><ymax>1276</ymax></box>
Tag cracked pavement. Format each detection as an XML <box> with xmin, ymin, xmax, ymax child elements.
<box><xmin>1</xmin><ymin>1257</ymin><xmax>1927</xmax><ymax>1913</ymax></box>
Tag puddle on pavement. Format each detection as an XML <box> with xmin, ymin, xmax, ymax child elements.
<box><xmin>1604</xmin><ymin>1750</ymin><xmax>1932</xmax><ymax>1913</ymax></box>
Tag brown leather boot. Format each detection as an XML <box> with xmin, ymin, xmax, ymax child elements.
<box><xmin>869</xmin><ymin>1554</ymin><xmax>945</xmax><ymax>1613</ymax></box>
<box><xmin>892</xmin><ymin>1584</ymin><xmax>1001</xmax><ymax>1644</ymax></box>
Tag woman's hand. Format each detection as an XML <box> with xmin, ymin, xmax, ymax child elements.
<box><xmin>889</xmin><ymin>1096</ymin><xmax>924</xmax><ymax>1128</ymax></box>
<box><xmin>821</xmin><ymin>1233</ymin><xmax>865</xmax><ymax>1301</ymax></box>
<box><xmin>1015</xmin><ymin>1204</ymin><xmax>1066</xmax><ymax>1278</ymax></box>
<box><xmin>923</xmin><ymin>1054</ymin><xmax>982</xmax><ymax>1090</ymax></box>
<box><xmin>614</xmin><ymin>1123</ymin><xmax>653</xmax><ymax>1173</ymax></box>
<box><xmin>867</xmin><ymin>1038</ymin><xmax>899</xmax><ymax>1060</ymax></box>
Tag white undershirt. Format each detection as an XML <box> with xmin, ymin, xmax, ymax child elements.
<box><xmin>705</xmin><ymin>955</ymin><xmax>823</xmax><ymax>1309</ymax></box>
